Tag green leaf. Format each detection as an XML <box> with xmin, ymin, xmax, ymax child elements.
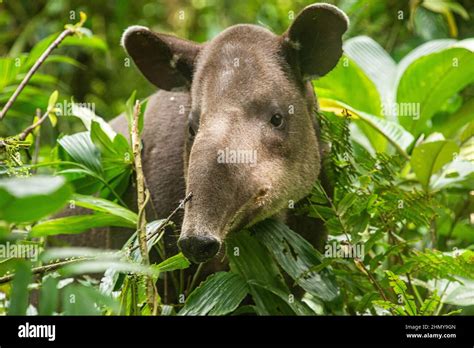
<box><xmin>385</xmin><ymin>270</ymin><xmax>417</xmax><ymax>316</ymax></box>
<box><xmin>179</xmin><ymin>272</ymin><xmax>248</xmax><ymax>316</ymax></box>
<box><xmin>25</xmin><ymin>33</ymin><xmax>106</xmax><ymax>71</ymax></box>
<box><xmin>419</xmin><ymin>291</ymin><xmax>440</xmax><ymax>316</ymax></box>
<box><xmin>58</xmin><ymin>132</ymin><xmax>103</xmax><ymax>175</ymax></box>
<box><xmin>124</xmin><ymin>91</ymin><xmax>145</xmax><ymax>136</ymax></box>
<box><xmin>62</xmin><ymin>283</ymin><xmax>119</xmax><ymax>315</ymax></box>
<box><xmin>39</xmin><ymin>276</ymin><xmax>59</xmax><ymax>315</ymax></box>
<box><xmin>0</xmin><ymin>57</ymin><xmax>25</xmax><ymax>90</ymax></box>
<box><xmin>69</xmin><ymin>104</ymin><xmax>117</xmax><ymax>140</ymax></box>
<box><xmin>47</xmin><ymin>90</ymin><xmax>59</xmax><ymax>110</ymax></box>
<box><xmin>153</xmin><ymin>253</ymin><xmax>190</xmax><ymax>272</ymax></box>
<box><xmin>90</xmin><ymin>121</ymin><xmax>118</xmax><ymax>158</ymax></box>
<box><xmin>314</xmin><ymin>53</ymin><xmax>386</xmax><ymax>152</ymax></box>
<box><xmin>62</xmin><ymin>35</ymin><xmax>108</xmax><ymax>51</ymax></box>
<box><xmin>72</xmin><ymin>194</ymin><xmax>137</xmax><ymax>225</ymax></box>
<box><xmin>227</xmin><ymin>230</ymin><xmax>296</xmax><ymax>315</ymax></box>
<box><xmin>411</xmin><ymin>138</ymin><xmax>460</xmax><ymax>188</ymax></box>
<box><xmin>30</xmin><ymin>213</ymin><xmax>135</xmax><ymax>237</ymax></box>
<box><xmin>48</xmin><ymin>112</ymin><xmax>58</xmax><ymax>127</ymax></box>
<box><xmin>253</xmin><ymin>219</ymin><xmax>339</xmax><ymax>302</ymax></box>
<box><xmin>8</xmin><ymin>261</ymin><xmax>32</xmax><ymax>315</ymax></box>
<box><xmin>337</xmin><ymin>192</ymin><xmax>358</xmax><ymax>217</ymax></box>
<box><xmin>343</xmin><ymin>36</ymin><xmax>397</xmax><ymax>108</ymax></box>
<box><xmin>433</xmin><ymin>99</ymin><xmax>474</xmax><ymax>138</ymax></box>
<box><xmin>42</xmin><ymin>55</ymin><xmax>84</xmax><ymax>69</ymax></box>
<box><xmin>0</xmin><ymin>175</ymin><xmax>72</xmax><ymax>223</ymax></box>
<box><xmin>397</xmin><ymin>40</ymin><xmax>474</xmax><ymax>134</ymax></box>
<box><xmin>125</xmin><ymin>90</ymin><xmax>137</xmax><ymax>131</ymax></box>
<box><xmin>248</xmin><ymin>280</ymin><xmax>314</xmax><ymax>315</ymax></box>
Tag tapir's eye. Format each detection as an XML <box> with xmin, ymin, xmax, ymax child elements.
<box><xmin>270</xmin><ymin>114</ymin><xmax>284</xmax><ymax>128</ymax></box>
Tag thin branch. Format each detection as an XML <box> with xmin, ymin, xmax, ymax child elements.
<box><xmin>354</xmin><ymin>257</ymin><xmax>390</xmax><ymax>303</ymax></box>
<box><xmin>18</xmin><ymin>108</ymin><xmax>50</xmax><ymax>141</ymax></box>
<box><xmin>0</xmin><ymin>29</ymin><xmax>74</xmax><ymax>120</ymax></box>
<box><xmin>128</xmin><ymin>192</ymin><xmax>193</xmax><ymax>254</ymax></box>
<box><xmin>132</xmin><ymin>101</ymin><xmax>148</xmax><ymax>264</ymax></box>
<box><xmin>131</xmin><ymin>100</ymin><xmax>157</xmax><ymax>313</ymax></box>
<box><xmin>31</xmin><ymin>108</ymin><xmax>42</xmax><ymax>174</ymax></box>
<box><xmin>0</xmin><ymin>257</ymin><xmax>90</xmax><ymax>284</ymax></box>
<box><xmin>188</xmin><ymin>263</ymin><xmax>204</xmax><ymax>293</ymax></box>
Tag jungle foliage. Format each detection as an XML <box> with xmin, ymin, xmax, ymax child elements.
<box><xmin>0</xmin><ymin>0</ymin><xmax>473</xmax><ymax>316</ymax></box>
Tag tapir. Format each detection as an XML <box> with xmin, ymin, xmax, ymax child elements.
<box><xmin>111</xmin><ymin>3</ymin><xmax>348</xmax><ymax>263</ymax></box>
<box><xmin>57</xmin><ymin>3</ymin><xmax>348</xmax><ymax>293</ymax></box>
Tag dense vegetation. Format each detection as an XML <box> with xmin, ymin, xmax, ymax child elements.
<box><xmin>0</xmin><ymin>0</ymin><xmax>473</xmax><ymax>316</ymax></box>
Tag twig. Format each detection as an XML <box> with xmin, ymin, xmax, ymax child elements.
<box><xmin>31</xmin><ymin>109</ymin><xmax>42</xmax><ymax>173</ymax></box>
<box><xmin>188</xmin><ymin>263</ymin><xmax>204</xmax><ymax>293</ymax></box>
<box><xmin>128</xmin><ymin>192</ymin><xmax>193</xmax><ymax>253</ymax></box>
<box><xmin>18</xmin><ymin>108</ymin><xmax>50</xmax><ymax>141</ymax></box>
<box><xmin>0</xmin><ymin>29</ymin><xmax>73</xmax><ymax>120</ymax></box>
<box><xmin>0</xmin><ymin>257</ymin><xmax>90</xmax><ymax>284</ymax></box>
<box><xmin>435</xmin><ymin>280</ymin><xmax>451</xmax><ymax>315</ymax></box>
<box><xmin>354</xmin><ymin>257</ymin><xmax>390</xmax><ymax>303</ymax></box>
<box><xmin>131</xmin><ymin>100</ymin><xmax>157</xmax><ymax>313</ymax></box>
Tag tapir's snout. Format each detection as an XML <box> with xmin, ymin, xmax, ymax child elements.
<box><xmin>178</xmin><ymin>234</ymin><xmax>221</xmax><ymax>263</ymax></box>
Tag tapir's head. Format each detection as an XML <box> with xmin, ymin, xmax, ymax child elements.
<box><xmin>122</xmin><ymin>4</ymin><xmax>348</xmax><ymax>263</ymax></box>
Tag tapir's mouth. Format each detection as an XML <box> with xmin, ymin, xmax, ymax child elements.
<box><xmin>224</xmin><ymin>186</ymin><xmax>272</xmax><ymax>234</ymax></box>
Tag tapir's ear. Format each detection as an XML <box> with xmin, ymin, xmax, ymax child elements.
<box><xmin>121</xmin><ymin>26</ymin><xmax>202</xmax><ymax>90</ymax></box>
<box><xmin>283</xmin><ymin>3</ymin><xmax>349</xmax><ymax>79</ymax></box>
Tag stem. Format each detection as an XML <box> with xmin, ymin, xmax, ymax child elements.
<box><xmin>354</xmin><ymin>257</ymin><xmax>390</xmax><ymax>303</ymax></box>
<box><xmin>0</xmin><ymin>29</ymin><xmax>74</xmax><ymax>120</ymax></box>
<box><xmin>128</xmin><ymin>192</ymin><xmax>192</xmax><ymax>254</ymax></box>
<box><xmin>188</xmin><ymin>263</ymin><xmax>204</xmax><ymax>293</ymax></box>
<box><xmin>18</xmin><ymin>109</ymin><xmax>50</xmax><ymax>141</ymax></box>
<box><xmin>31</xmin><ymin>109</ymin><xmax>42</xmax><ymax>174</ymax></box>
<box><xmin>131</xmin><ymin>100</ymin><xmax>157</xmax><ymax>313</ymax></box>
<box><xmin>0</xmin><ymin>257</ymin><xmax>90</xmax><ymax>284</ymax></box>
<box><xmin>407</xmin><ymin>273</ymin><xmax>423</xmax><ymax>306</ymax></box>
<box><xmin>435</xmin><ymin>281</ymin><xmax>451</xmax><ymax>315</ymax></box>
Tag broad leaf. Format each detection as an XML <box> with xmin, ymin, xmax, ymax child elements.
<box><xmin>179</xmin><ymin>272</ymin><xmax>248</xmax><ymax>316</ymax></box>
<box><xmin>8</xmin><ymin>261</ymin><xmax>32</xmax><ymax>315</ymax></box>
<box><xmin>30</xmin><ymin>213</ymin><xmax>135</xmax><ymax>237</ymax></box>
<box><xmin>72</xmin><ymin>194</ymin><xmax>137</xmax><ymax>225</ymax></box>
<box><xmin>0</xmin><ymin>175</ymin><xmax>72</xmax><ymax>223</ymax></box>
<box><xmin>397</xmin><ymin>40</ymin><xmax>474</xmax><ymax>134</ymax></box>
<box><xmin>227</xmin><ymin>230</ymin><xmax>296</xmax><ymax>315</ymax></box>
<box><xmin>253</xmin><ymin>219</ymin><xmax>339</xmax><ymax>302</ymax></box>
<box><xmin>154</xmin><ymin>253</ymin><xmax>190</xmax><ymax>273</ymax></box>
<box><xmin>344</xmin><ymin>36</ymin><xmax>397</xmax><ymax>108</ymax></box>
<box><xmin>411</xmin><ymin>138</ymin><xmax>460</xmax><ymax>188</ymax></box>
<box><xmin>58</xmin><ymin>132</ymin><xmax>103</xmax><ymax>175</ymax></box>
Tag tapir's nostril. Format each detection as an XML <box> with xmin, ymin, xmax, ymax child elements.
<box><xmin>178</xmin><ymin>234</ymin><xmax>220</xmax><ymax>263</ymax></box>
